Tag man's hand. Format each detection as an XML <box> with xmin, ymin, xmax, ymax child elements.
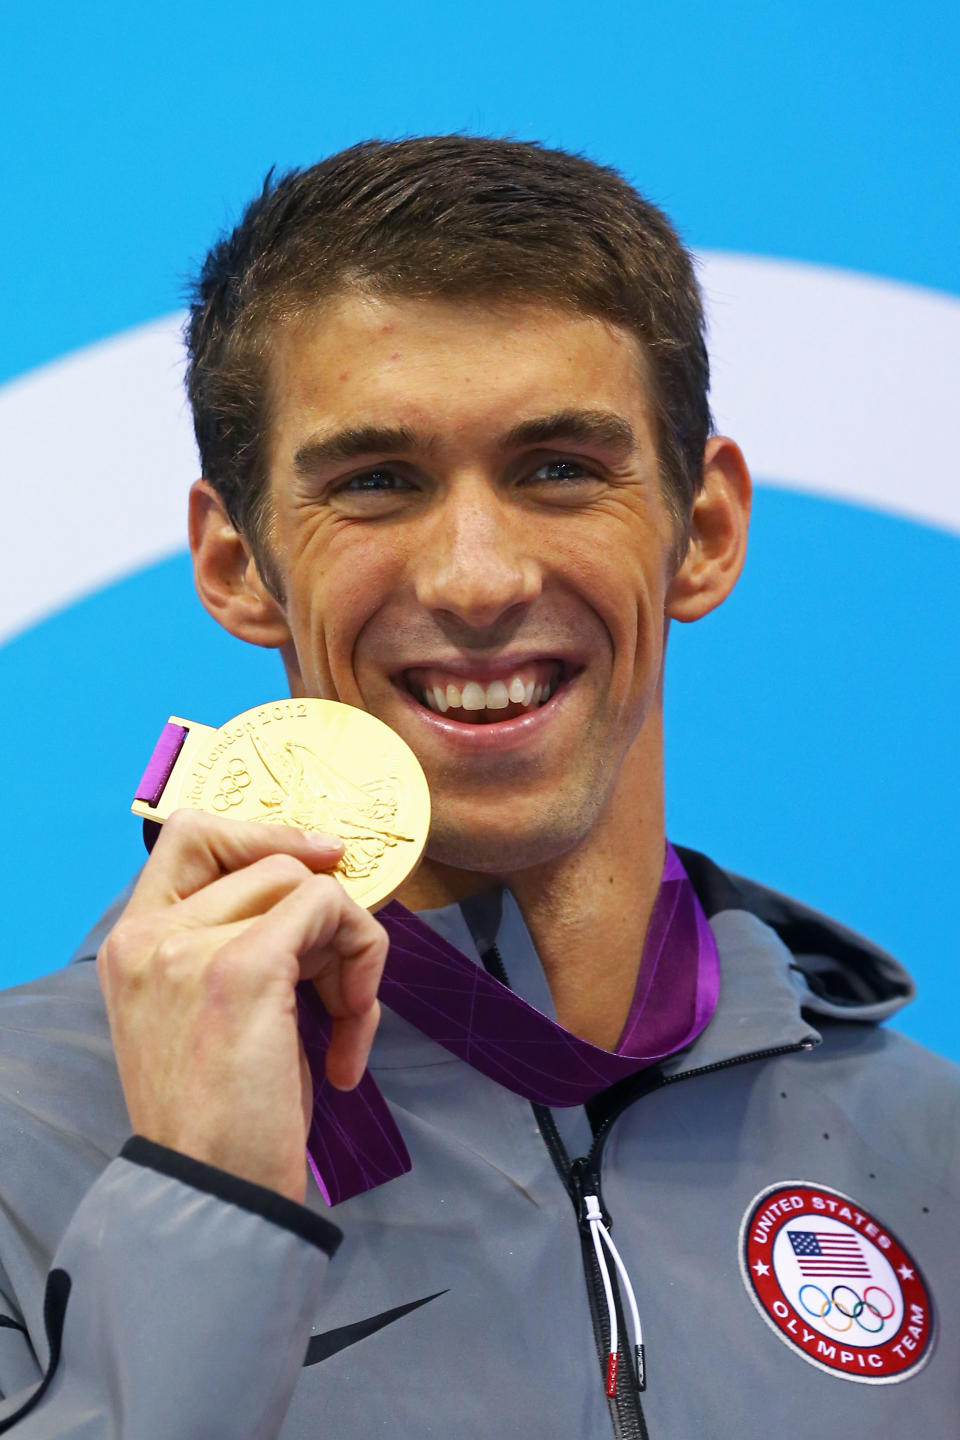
<box><xmin>97</xmin><ymin>810</ymin><xmax>389</xmax><ymax>1204</ymax></box>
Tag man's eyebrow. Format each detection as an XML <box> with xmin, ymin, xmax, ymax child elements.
<box><xmin>291</xmin><ymin>411</ymin><xmax>636</xmax><ymax>475</ymax></box>
<box><xmin>504</xmin><ymin>410</ymin><xmax>636</xmax><ymax>454</ymax></box>
<box><xmin>293</xmin><ymin>425</ymin><xmax>419</xmax><ymax>474</ymax></box>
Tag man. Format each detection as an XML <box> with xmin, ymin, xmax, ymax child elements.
<box><xmin>0</xmin><ymin>137</ymin><xmax>956</xmax><ymax>1437</ymax></box>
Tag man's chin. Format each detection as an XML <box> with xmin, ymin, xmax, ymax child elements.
<box><xmin>421</xmin><ymin>811</ymin><xmax>588</xmax><ymax>881</ymax></box>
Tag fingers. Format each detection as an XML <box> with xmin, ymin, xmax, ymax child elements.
<box><xmin>230</xmin><ymin>874</ymin><xmax>388</xmax><ymax>1008</ymax></box>
<box><xmin>97</xmin><ymin>810</ymin><xmax>390</xmax><ymax>1202</ymax></box>
<box><xmin>111</xmin><ymin>813</ymin><xmax>389</xmax><ymax>1107</ymax></box>
<box><xmin>325</xmin><ymin>1003</ymin><xmax>382</xmax><ymax>1091</ymax></box>
<box><xmin>226</xmin><ymin>875</ymin><xmax>390</xmax><ymax>1082</ymax></box>
<box><xmin>125</xmin><ymin>809</ymin><xmax>345</xmax><ymax>914</ymax></box>
<box><xmin>172</xmin><ymin>852</ymin><xmax>323</xmax><ymax>928</ymax></box>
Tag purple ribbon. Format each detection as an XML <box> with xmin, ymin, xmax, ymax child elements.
<box><xmin>135</xmin><ymin>721</ymin><xmax>188</xmax><ymax>806</ymax></box>
<box><xmin>298</xmin><ymin>844</ymin><xmax>719</xmax><ymax>1205</ymax></box>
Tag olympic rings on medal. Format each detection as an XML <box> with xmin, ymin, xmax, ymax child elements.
<box><xmin>797</xmin><ymin>1281</ymin><xmax>895</xmax><ymax>1333</ymax></box>
<box><xmin>212</xmin><ymin>758</ymin><xmax>252</xmax><ymax>812</ymax></box>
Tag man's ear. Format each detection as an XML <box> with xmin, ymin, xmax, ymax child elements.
<box><xmin>189</xmin><ymin>479</ymin><xmax>292</xmax><ymax>648</ymax></box>
<box><xmin>665</xmin><ymin>436</ymin><xmax>752</xmax><ymax>622</ymax></box>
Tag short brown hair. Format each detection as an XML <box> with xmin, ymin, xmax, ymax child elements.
<box><xmin>185</xmin><ymin>136</ymin><xmax>712</xmax><ymax>557</ymax></box>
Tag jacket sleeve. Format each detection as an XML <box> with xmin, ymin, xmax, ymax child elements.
<box><xmin>0</xmin><ymin>1138</ymin><xmax>341</xmax><ymax>1439</ymax></box>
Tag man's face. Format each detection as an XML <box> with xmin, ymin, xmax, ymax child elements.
<box><xmin>261</xmin><ymin>292</ymin><xmax>683</xmax><ymax>876</ymax></box>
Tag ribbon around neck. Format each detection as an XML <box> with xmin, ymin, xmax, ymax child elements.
<box><xmin>297</xmin><ymin>843</ymin><xmax>719</xmax><ymax>1205</ymax></box>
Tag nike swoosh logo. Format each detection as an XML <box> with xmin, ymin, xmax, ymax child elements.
<box><xmin>303</xmin><ymin>1289</ymin><xmax>449</xmax><ymax>1366</ymax></box>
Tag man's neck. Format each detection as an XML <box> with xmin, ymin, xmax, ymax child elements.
<box><xmin>503</xmin><ymin>795</ymin><xmax>665</xmax><ymax>1050</ymax></box>
<box><xmin>396</xmin><ymin>734</ymin><xmax>666</xmax><ymax>1051</ymax></box>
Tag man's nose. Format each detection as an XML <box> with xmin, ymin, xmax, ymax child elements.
<box><xmin>413</xmin><ymin>483</ymin><xmax>542</xmax><ymax>630</ymax></box>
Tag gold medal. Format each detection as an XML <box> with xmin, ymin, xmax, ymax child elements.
<box><xmin>132</xmin><ymin>698</ymin><xmax>431</xmax><ymax>910</ymax></box>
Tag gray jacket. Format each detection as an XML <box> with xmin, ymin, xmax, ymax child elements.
<box><xmin>0</xmin><ymin>848</ymin><xmax>957</xmax><ymax>1438</ymax></box>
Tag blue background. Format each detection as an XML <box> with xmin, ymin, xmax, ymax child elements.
<box><xmin>2</xmin><ymin>2</ymin><xmax>957</xmax><ymax>1057</ymax></box>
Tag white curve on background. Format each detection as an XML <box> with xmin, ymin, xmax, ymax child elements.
<box><xmin>2</xmin><ymin>254</ymin><xmax>958</xmax><ymax>644</ymax></box>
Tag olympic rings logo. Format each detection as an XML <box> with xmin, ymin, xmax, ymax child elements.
<box><xmin>798</xmin><ymin>1283</ymin><xmax>896</xmax><ymax>1334</ymax></box>
<box><xmin>212</xmin><ymin>759</ymin><xmax>252</xmax><ymax>811</ymax></box>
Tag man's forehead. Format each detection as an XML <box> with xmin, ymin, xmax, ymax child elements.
<box><xmin>267</xmin><ymin>290</ymin><xmax>657</xmax><ymax>459</ymax></box>
<box><xmin>273</xmin><ymin>287</ymin><xmax>651</xmax><ymax>369</ymax></box>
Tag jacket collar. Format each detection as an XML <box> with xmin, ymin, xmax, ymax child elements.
<box><xmin>675</xmin><ymin>846</ymin><xmax>914</xmax><ymax>1023</ymax></box>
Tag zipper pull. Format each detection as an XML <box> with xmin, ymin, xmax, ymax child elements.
<box><xmin>570</xmin><ymin>1155</ymin><xmax>589</xmax><ymax>1213</ymax></box>
<box><xmin>583</xmin><ymin>1194</ymin><xmax>620</xmax><ymax>1395</ymax></box>
<box><xmin>583</xmin><ymin>1192</ymin><xmax>647</xmax><ymax>1395</ymax></box>
<box><xmin>572</xmin><ymin>1159</ymin><xmax>608</xmax><ymax>1227</ymax></box>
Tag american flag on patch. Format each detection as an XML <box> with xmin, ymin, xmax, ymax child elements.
<box><xmin>787</xmin><ymin>1229</ymin><xmax>872</xmax><ymax>1278</ymax></box>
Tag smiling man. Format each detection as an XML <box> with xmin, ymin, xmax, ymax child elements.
<box><xmin>0</xmin><ymin>138</ymin><xmax>957</xmax><ymax>1438</ymax></box>
<box><xmin>190</xmin><ymin>286</ymin><xmax>747</xmax><ymax>1054</ymax></box>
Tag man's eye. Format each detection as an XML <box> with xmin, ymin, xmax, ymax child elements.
<box><xmin>342</xmin><ymin>468</ymin><xmax>412</xmax><ymax>493</ymax></box>
<box><xmin>528</xmin><ymin>459</ymin><xmax>593</xmax><ymax>483</ymax></box>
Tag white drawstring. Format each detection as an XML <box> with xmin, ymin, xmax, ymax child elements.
<box><xmin>584</xmin><ymin>1194</ymin><xmax>646</xmax><ymax>1394</ymax></box>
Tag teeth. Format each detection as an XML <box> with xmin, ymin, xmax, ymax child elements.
<box><xmin>461</xmin><ymin>681</ymin><xmax>486</xmax><ymax>711</ymax></box>
<box><xmin>413</xmin><ymin>668</ymin><xmax>563</xmax><ymax>715</ymax></box>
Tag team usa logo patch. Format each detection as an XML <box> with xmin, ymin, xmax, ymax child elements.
<box><xmin>739</xmin><ymin>1182</ymin><xmax>934</xmax><ymax>1383</ymax></box>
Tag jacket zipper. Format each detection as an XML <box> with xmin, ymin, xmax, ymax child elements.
<box><xmin>484</xmin><ymin>941</ymin><xmax>817</xmax><ymax>1440</ymax></box>
<box><xmin>529</xmin><ymin>1105</ymin><xmax>648</xmax><ymax>1439</ymax></box>
<box><xmin>588</xmin><ymin>1037</ymin><xmax>820</xmax><ymax>1171</ymax></box>
<box><xmin>484</xmin><ymin>944</ymin><xmax>649</xmax><ymax>1438</ymax></box>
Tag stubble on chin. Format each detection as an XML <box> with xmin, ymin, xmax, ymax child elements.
<box><xmin>421</xmin><ymin>785</ymin><xmax>604</xmax><ymax>880</ymax></box>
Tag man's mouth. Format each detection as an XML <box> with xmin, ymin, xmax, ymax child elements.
<box><xmin>399</xmin><ymin>659</ymin><xmax>569</xmax><ymax>725</ymax></box>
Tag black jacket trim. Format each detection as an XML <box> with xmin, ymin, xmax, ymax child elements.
<box><xmin>304</xmin><ymin>1290</ymin><xmax>448</xmax><ymax>1366</ymax></box>
<box><xmin>673</xmin><ymin>846</ymin><xmax>745</xmax><ymax>919</ymax></box>
<box><xmin>120</xmin><ymin>1136</ymin><xmax>342</xmax><ymax>1257</ymax></box>
<box><xmin>0</xmin><ymin>1270</ymin><xmax>70</xmax><ymax>1433</ymax></box>
<box><xmin>0</xmin><ymin>1318</ymin><xmax>26</xmax><ymax>1335</ymax></box>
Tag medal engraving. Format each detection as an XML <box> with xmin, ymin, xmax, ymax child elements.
<box><xmin>133</xmin><ymin>699</ymin><xmax>430</xmax><ymax>909</ymax></box>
